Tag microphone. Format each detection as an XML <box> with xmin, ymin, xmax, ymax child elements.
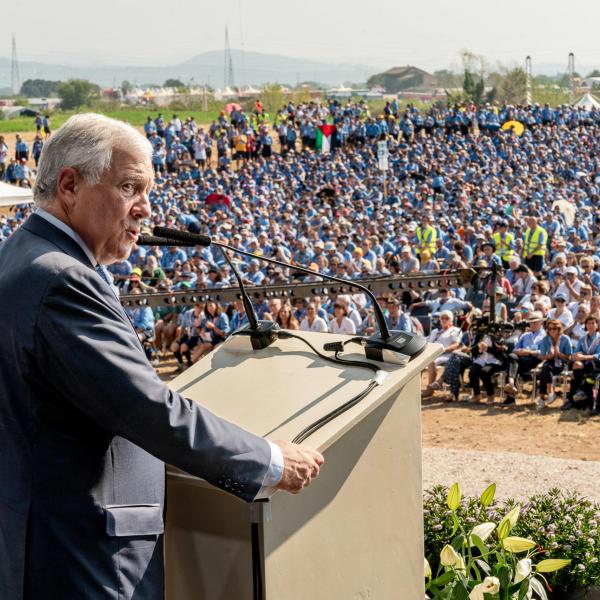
<box><xmin>138</xmin><ymin>234</ymin><xmax>280</xmax><ymax>349</ymax></box>
<box><xmin>153</xmin><ymin>227</ymin><xmax>211</xmax><ymax>247</ymax></box>
<box><xmin>151</xmin><ymin>227</ymin><xmax>427</xmax><ymax>364</ymax></box>
<box><xmin>137</xmin><ymin>234</ymin><xmax>196</xmax><ymax>247</ymax></box>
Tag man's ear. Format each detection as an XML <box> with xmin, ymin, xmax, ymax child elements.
<box><xmin>55</xmin><ymin>167</ymin><xmax>81</xmax><ymax>213</ymax></box>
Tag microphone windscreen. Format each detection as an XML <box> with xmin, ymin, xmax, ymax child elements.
<box><xmin>137</xmin><ymin>234</ymin><xmax>196</xmax><ymax>247</ymax></box>
<box><xmin>153</xmin><ymin>226</ymin><xmax>212</xmax><ymax>247</ymax></box>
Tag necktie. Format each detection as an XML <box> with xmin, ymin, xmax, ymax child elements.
<box><xmin>95</xmin><ymin>265</ymin><xmax>119</xmax><ymax>300</ymax></box>
<box><xmin>95</xmin><ymin>264</ymin><xmax>111</xmax><ymax>286</ymax></box>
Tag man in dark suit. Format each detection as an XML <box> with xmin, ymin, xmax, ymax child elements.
<box><xmin>0</xmin><ymin>113</ymin><xmax>323</xmax><ymax>599</ymax></box>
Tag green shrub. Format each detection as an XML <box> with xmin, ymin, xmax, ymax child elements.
<box><xmin>424</xmin><ymin>485</ymin><xmax>600</xmax><ymax>592</ymax></box>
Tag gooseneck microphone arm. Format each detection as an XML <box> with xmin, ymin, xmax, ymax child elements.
<box><xmin>217</xmin><ymin>246</ymin><xmax>259</xmax><ymax>331</ymax></box>
<box><xmin>151</xmin><ymin>226</ymin><xmax>392</xmax><ymax>342</ymax></box>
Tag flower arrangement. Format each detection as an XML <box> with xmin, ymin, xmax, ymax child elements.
<box><xmin>425</xmin><ymin>483</ymin><xmax>572</xmax><ymax>599</ymax></box>
<box><xmin>424</xmin><ymin>485</ymin><xmax>600</xmax><ymax>593</ymax></box>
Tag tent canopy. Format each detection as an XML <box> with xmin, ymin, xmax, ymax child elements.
<box><xmin>575</xmin><ymin>92</ymin><xmax>600</xmax><ymax>110</ymax></box>
<box><xmin>0</xmin><ymin>182</ymin><xmax>34</xmax><ymax>207</ymax></box>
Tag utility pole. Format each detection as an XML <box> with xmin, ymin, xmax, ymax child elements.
<box><xmin>568</xmin><ymin>52</ymin><xmax>575</xmax><ymax>104</ymax></box>
<box><xmin>11</xmin><ymin>34</ymin><xmax>21</xmax><ymax>96</ymax></box>
<box><xmin>224</xmin><ymin>26</ymin><xmax>235</xmax><ymax>89</ymax></box>
<box><xmin>525</xmin><ymin>56</ymin><xmax>532</xmax><ymax>105</ymax></box>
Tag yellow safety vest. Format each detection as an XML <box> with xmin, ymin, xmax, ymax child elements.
<box><xmin>416</xmin><ymin>226</ymin><xmax>437</xmax><ymax>254</ymax></box>
<box><xmin>523</xmin><ymin>227</ymin><xmax>547</xmax><ymax>256</ymax></box>
<box><xmin>492</xmin><ymin>232</ymin><xmax>514</xmax><ymax>260</ymax></box>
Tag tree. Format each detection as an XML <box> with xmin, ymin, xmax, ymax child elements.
<box><xmin>433</xmin><ymin>69</ymin><xmax>460</xmax><ymax>88</ymax></box>
<box><xmin>57</xmin><ymin>79</ymin><xmax>100</xmax><ymax>110</ymax></box>
<box><xmin>496</xmin><ymin>68</ymin><xmax>527</xmax><ymax>104</ymax></box>
<box><xmin>260</xmin><ymin>84</ymin><xmax>285</xmax><ymax>114</ymax></box>
<box><xmin>463</xmin><ymin>69</ymin><xmax>485</xmax><ymax>104</ymax></box>
<box><xmin>20</xmin><ymin>79</ymin><xmax>61</xmax><ymax>98</ymax></box>
<box><xmin>163</xmin><ymin>78</ymin><xmax>185</xmax><ymax>88</ymax></box>
<box><xmin>587</xmin><ymin>69</ymin><xmax>600</xmax><ymax>78</ymax></box>
<box><xmin>120</xmin><ymin>80</ymin><xmax>134</xmax><ymax>95</ymax></box>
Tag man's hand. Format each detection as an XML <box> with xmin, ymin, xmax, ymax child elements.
<box><xmin>273</xmin><ymin>440</ymin><xmax>324</xmax><ymax>494</ymax></box>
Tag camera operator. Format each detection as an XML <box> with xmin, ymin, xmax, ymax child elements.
<box><xmin>468</xmin><ymin>331</ymin><xmax>508</xmax><ymax>404</ymax></box>
<box><xmin>503</xmin><ymin>311</ymin><xmax>547</xmax><ymax>405</ymax></box>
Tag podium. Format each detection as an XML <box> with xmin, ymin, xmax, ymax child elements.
<box><xmin>165</xmin><ymin>331</ymin><xmax>442</xmax><ymax>599</ymax></box>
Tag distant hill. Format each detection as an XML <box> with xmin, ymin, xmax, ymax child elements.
<box><xmin>0</xmin><ymin>50</ymin><xmax>380</xmax><ymax>90</ymax></box>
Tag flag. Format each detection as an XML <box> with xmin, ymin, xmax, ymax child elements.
<box><xmin>315</xmin><ymin>124</ymin><xmax>336</xmax><ymax>154</ymax></box>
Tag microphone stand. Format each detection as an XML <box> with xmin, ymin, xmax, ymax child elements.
<box><xmin>146</xmin><ymin>228</ymin><xmax>427</xmax><ymax>363</ymax></box>
<box><xmin>138</xmin><ymin>235</ymin><xmax>280</xmax><ymax>349</ymax></box>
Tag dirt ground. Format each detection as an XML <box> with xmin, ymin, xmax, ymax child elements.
<box><xmin>6</xmin><ymin>124</ymin><xmax>600</xmax><ymax>465</ymax></box>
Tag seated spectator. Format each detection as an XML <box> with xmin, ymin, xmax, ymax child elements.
<box><xmin>329</xmin><ymin>302</ymin><xmax>356</xmax><ymax>335</ymax></box>
<box><xmin>564</xmin><ymin>315</ymin><xmax>600</xmax><ymax>411</ymax></box>
<box><xmin>503</xmin><ymin>311</ymin><xmax>547</xmax><ymax>403</ymax></box>
<box><xmin>468</xmin><ymin>335</ymin><xmax>508</xmax><ymax>404</ymax></box>
<box><xmin>191</xmin><ymin>300</ymin><xmax>230</xmax><ymax>362</ymax></box>
<box><xmin>547</xmin><ymin>294</ymin><xmax>574</xmax><ymax>328</ymax></box>
<box><xmin>423</xmin><ymin>310</ymin><xmax>462</xmax><ymax>396</ymax></box>
<box><xmin>299</xmin><ymin>303</ymin><xmax>328</xmax><ymax>333</ymax></box>
<box><xmin>536</xmin><ymin>319</ymin><xmax>573</xmax><ymax>408</ymax></box>
<box><xmin>276</xmin><ymin>303</ymin><xmax>300</xmax><ymax>330</ymax></box>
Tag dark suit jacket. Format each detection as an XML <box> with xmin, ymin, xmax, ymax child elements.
<box><xmin>0</xmin><ymin>214</ymin><xmax>271</xmax><ymax>599</ymax></box>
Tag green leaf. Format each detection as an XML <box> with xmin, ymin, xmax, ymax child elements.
<box><xmin>529</xmin><ymin>577</ymin><xmax>549</xmax><ymax>600</ymax></box>
<box><xmin>451</xmin><ymin>512</ymin><xmax>460</xmax><ymax>537</ymax></box>
<box><xmin>451</xmin><ymin>535</ymin><xmax>465</xmax><ymax>553</ymax></box>
<box><xmin>450</xmin><ymin>583</ymin><xmax>469</xmax><ymax>600</ymax></box>
<box><xmin>518</xmin><ymin>579</ymin><xmax>530</xmax><ymax>600</ymax></box>
<box><xmin>498</xmin><ymin>564</ymin><xmax>510</xmax><ymax>592</ymax></box>
<box><xmin>536</xmin><ymin>559</ymin><xmax>571</xmax><ymax>573</ymax></box>
<box><xmin>430</xmin><ymin>571</ymin><xmax>456</xmax><ymax>587</ymax></box>
<box><xmin>480</xmin><ymin>483</ymin><xmax>496</xmax><ymax>508</ymax></box>
<box><xmin>447</xmin><ymin>483</ymin><xmax>462</xmax><ymax>511</ymax></box>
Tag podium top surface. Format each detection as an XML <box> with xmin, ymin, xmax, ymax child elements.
<box><xmin>169</xmin><ymin>332</ymin><xmax>442</xmax><ymax>452</ymax></box>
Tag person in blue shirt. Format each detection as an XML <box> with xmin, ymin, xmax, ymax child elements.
<box><xmin>160</xmin><ymin>245</ymin><xmax>187</xmax><ymax>273</ymax></box>
<box><xmin>564</xmin><ymin>315</ymin><xmax>600</xmax><ymax>412</ymax></box>
<box><xmin>14</xmin><ymin>135</ymin><xmax>29</xmax><ymax>161</ymax></box>
<box><xmin>144</xmin><ymin>116</ymin><xmax>157</xmax><ymax>138</ymax></box>
<box><xmin>192</xmin><ymin>301</ymin><xmax>231</xmax><ymax>362</ymax></box>
<box><xmin>503</xmin><ymin>311</ymin><xmax>547</xmax><ymax>403</ymax></box>
<box><xmin>536</xmin><ymin>319</ymin><xmax>573</xmax><ymax>408</ymax></box>
<box><xmin>32</xmin><ymin>135</ymin><xmax>44</xmax><ymax>167</ymax></box>
<box><xmin>383</xmin><ymin>298</ymin><xmax>412</xmax><ymax>333</ymax></box>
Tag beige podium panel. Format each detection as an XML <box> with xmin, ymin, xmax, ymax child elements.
<box><xmin>165</xmin><ymin>332</ymin><xmax>442</xmax><ymax>600</ymax></box>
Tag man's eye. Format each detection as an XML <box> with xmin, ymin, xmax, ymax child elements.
<box><xmin>122</xmin><ymin>183</ymin><xmax>136</xmax><ymax>196</ymax></box>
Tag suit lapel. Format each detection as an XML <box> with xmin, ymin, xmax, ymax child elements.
<box><xmin>22</xmin><ymin>213</ymin><xmax>95</xmax><ymax>270</ymax></box>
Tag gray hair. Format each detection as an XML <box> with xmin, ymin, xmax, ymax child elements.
<box><xmin>34</xmin><ymin>113</ymin><xmax>152</xmax><ymax>207</ymax></box>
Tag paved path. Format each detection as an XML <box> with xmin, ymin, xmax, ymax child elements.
<box><xmin>422</xmin><ymin>447</ymin><xmax>600</xmax><ymax>501</ymax></box>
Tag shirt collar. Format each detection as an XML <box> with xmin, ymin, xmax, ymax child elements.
<box><xmin>35</xmin><ymin>207</ymin><xmax>98</xmax><ymax>267</ymax></box>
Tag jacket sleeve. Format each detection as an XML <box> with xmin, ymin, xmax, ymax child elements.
<box><xmin>35</xmin><ymin>265</ymin><xmax>270</xmax><ymax>502</ymax></box>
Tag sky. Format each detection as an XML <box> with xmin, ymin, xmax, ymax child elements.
<box><xmin>2</xmin><ymin>0</ymin><xmax>600</xmax><ymax>73</ymax></box>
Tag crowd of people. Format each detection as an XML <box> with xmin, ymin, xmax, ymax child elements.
<box><xmin>1</xmin><ymin>97</ymin><xmax>600</xmax><ymax>414</ymax></box>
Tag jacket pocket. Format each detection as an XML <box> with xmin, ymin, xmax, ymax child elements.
<box><xmin>104</xmin><ymin>504</ymin><xmax>164</xmax><ymax>537</ymax></box>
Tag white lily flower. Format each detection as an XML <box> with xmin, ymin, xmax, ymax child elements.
<box><xmin>470</xmin><ymin>522</ymin><xmax>496</xmax><ymax>545</ymax></box>
<box><xmin>469</xmin><ymin>576</ymin><xmax>501</xmax><ymax>600</ymax></box>
<box><xmin>515</xmin><ymin>558</ymin><xmax>532</xmax><ymax>583</ymax></box>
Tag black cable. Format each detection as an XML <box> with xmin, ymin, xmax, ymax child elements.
<box><xmin>291</xmin><ymin>381</ymin><xmax>379</xmax><ymax>444</ymax></box>
<box><xmin>274</xmin><ymin>331</ymin><xmax>382</xmax><ymax>443</ymax></box>
<box><xmin>276</xmin><ymin>331</ymin><xmax>379</xmax><ymax>374</ymax></box>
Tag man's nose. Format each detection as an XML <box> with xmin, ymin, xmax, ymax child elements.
<box><xmin>132</xmin><ymin>191</ymin><xmax>151</xmax><ymax>220</ymax></box>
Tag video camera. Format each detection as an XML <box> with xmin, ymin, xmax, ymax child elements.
<box><xmin>469</xmin><ymin>315</ymin><xmax>515</xmax><ymax>343</ymax></box>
